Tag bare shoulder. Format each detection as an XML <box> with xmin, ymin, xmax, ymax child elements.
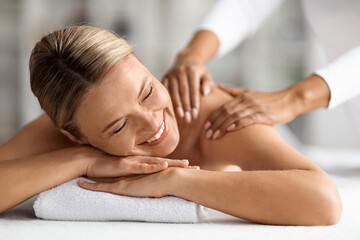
<box><xmin>197</xmin><ymin>89</ymin><xmax>320</xmax><ymax>171</ymax></box>
<box><xmin>201</xmin><ymin>123</ymin><xmax>320</xmax><ymax>171</ymax></box>
<box><xmin>0</xmin><ymin>114</ymin><xmax>77</xmax><ymax>161</ymax></box>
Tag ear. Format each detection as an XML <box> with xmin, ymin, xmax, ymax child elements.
<box><xmin>60</xmin><ymin>129</ymin><xmax>88</xmax><ymax>145</ymax></box>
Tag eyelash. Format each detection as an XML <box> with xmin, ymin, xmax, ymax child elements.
<box><xmin>143</xmin><ymin>85</ymin><xmax>153</xmax><ymax>100</ymax></box>
<box><xmin>113</xmin><ymin>85</ymin><xmax>154</xmax><ymax>135</ymax></box>
<box><xmin>113</xmin><ymin>119</ymin><xmax>127</xmax><ymax>134</ymax></box>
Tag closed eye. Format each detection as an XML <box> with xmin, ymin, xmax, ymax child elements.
<box><xmin>143</xmin><ymin>85</ymin><xmax>153</xmax><ymax>101</ymax></box>
<box><xmin>113</xmin><ymin>119</ymin><xmax>127</xmax><ymax>134</ymax></box>
<box><xmin>113</xmin><ymin>85</ymin><xmax>153</xmax><ymax>136</ymax></box>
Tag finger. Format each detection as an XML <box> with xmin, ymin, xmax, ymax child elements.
<box><xmin>210</xmin><ymin>112</ymin><xmax>244</xmax><ymax>140</ymax></box>
<box><xmin>162</xmin><ymin>77</ymin><xmax>169</xmax><ymax>90</ymax></box>
<box><xmin>78</xmin><ymin>180</ymin><xmax>115</xmax><ymax>193</ymax></box>
<box><xmin>232</xmin><ymin>115</ymin><xmax>260</xmax><ymax>129</ymax></box>
<box><xmin>169</xmin><ymin>77</ymin><xmax>184</xmax><ymax>118</ymax></box>
<box><xmin>188</xmin><ymin>166</ymin><xmax>201</xmax><ymax>170</ymax></box>
<box><xmin>201</xmin><ymin>72</ymin><xmax>214</xmax><ymax>95</ymax></box>
<box><xmin>187</xmin><ymin>67</ymin><xmax>200</xmax><ymax>119</ymax></box>
<box><xmin>177</xmin><ymin>70</ymin><xmax>192</xmax><ymax>123</ymax></box>
<box><xmin>140</xmin><ymin>157</ymin><xmax>189</xmax><ymax>167</ymax></box>
<box><xmin>205</xmin><ymin>101</ymin><xmax>241</xmax><ymax>139</ymax></box>
<box><xmin>218</xmin><ymin>84</ymin><xmax>244</xmax><ymax>97</ymax></box>
<box><xmin>85</xmin><ymin>177</ymin><xmax>121</xmax><ymax>183</ymax></box>
<box><xmin>132</xmin><ymin>162</ymin><xmax>168</xmax><ymax>174</ymax></box>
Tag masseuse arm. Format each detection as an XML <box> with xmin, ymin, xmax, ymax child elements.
<box><xmin>162</xmin><ymin>30</ymin><xmax>218</xmax><ymax>122</ymax></box>
<box><xmin>204</xmin><ymin>45</ymin><xmax>360</xmax><ymax>139</ymax></box>
<box><xmin>81</xmin><ymin>125</ymin><xmax>341</xmax><ymax>225</ymax></box>
<box><xmin>204</xmin><ymin>74</ymin><xmax>331</xmax><ymax>139</ymax></box>
<box><xmin>163</xmin><ymin>0</ymin><xmax>284</xmax><ymax>122</ymax></box>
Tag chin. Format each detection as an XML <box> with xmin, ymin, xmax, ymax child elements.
<box><xmin>156</xmin><ymin>137</ymin><xmax>179</xmax><ymax>157</ymax></box>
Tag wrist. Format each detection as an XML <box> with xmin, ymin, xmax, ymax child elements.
<box><xmin>286</xmin><ymin>85</ymin><xmax>305</xmax><ymax>118</ymax></box>
<box><xmin>175</xmin><ymin>30</ymin><xmax>220</xmax><ymax>66</ymax></box>
<box><xmin>68</xmin><ymin>146</ymin><xmax>94</xmax><ymax>176</ymax></box>
<box><xmin>175</xmin><ymin>48</ymin><xmax>207</xmax><ymax>66</ymax></box>
<box><xmin>161</xmin><ymin>167</ymin><xmax>189</xmax><ymax>197</ymax></box>
<box><xmin>288</xmin><ymin>74</ymin><xmax>331</xmax><ymax>116</ymax></box>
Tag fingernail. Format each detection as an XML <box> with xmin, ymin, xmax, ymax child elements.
<box><xmin>227</xmin><ymin>124</ymin><xmax>236</xmax><ymax>131</ymax></box>
<box><xmin>191</xmin><ymin>108</ymin><xmax>198</xmax><ymax>119</ymax></box>
<box><xmin>185</xmin><ymin>111</ymin><xmax>191</xmax><ymax>123</ymax></box>
<box><xmin>212</xmin><ymin>130</ymin><xmax>220</xmax><ymax>139</ymax></box>
<box><xmin>204</xmin><ymin>87</ymin><xmax>210</xmax><ymax>95</ymax></box>
<box><xmin>177</xmin><ymin>107</ymin><xmax>184</xmax><ymax>118</ymax></box>
<box><xmin>181</xmin><ymin>160</ymin><xmax>189</xmax><ymax>163</ymax></box>
<box><xmin>204</xmin><ymin>121</ymin><xmax>211</xmax><ymax>130</ymax></box>
<box><xmin>78</xmin><ymin>180</ymin><xmax>85</xmax><ymax>184</ymax></box>
<box><xmin>205</xmin><ymin>129</ymin><xmax>213</xmax><ymax>139</ymax></box>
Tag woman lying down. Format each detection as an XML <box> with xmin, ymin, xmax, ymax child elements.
<box><xmin>0</xmin><ymin>25</ymin><xmax>341</xmax><ymax>225</ymax></box>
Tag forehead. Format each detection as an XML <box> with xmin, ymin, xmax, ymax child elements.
<box><xmin>75</xmin><ymin>56</ymin><xmax>148</xmax><ymax>131</ymax></box>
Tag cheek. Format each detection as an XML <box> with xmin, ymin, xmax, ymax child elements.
<box><xmin>156</xmin><ymin>85</ymin><xmax>172</xmax><ymax>108</ymax></box>
<box><xmin>92</xmin><ymin>135</ymin><xmax>135</xmax><ymax>156</ymax></box>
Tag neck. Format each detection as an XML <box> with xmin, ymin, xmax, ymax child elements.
<box><xmin>166</xmin><ymin>87</ymin><xmax>234</xmax><ymax>165</ymax></box>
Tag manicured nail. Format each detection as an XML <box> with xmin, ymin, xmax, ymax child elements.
<box><xmin>177</xmin><ymin>107</ymin><xmax>184</xmax><ymax>118</ymax></box>
<box><xmin>78</xmin><ymin>180</ymin><xmax>85</xmax><ymax>184</ymax></box>
<box><xmin>204</xmin><ymin>87</ymin><xmax>210</xmax><ymax>95</ymax></box>
<box><xmin>212</xmin><ymin>130</ymin><xmax>220</xmax><ymax>139</ymax></box>
<box><xmin>205</xmin><ymin>129</ymin><xmax>213</xmax><ymax>139</ymax></box>
<box><xmin>185</xmin><ymin>111</ymin><xmax>191</xmax><ymax>123</ymax></box>
<box><xmin>204</xmin><ymin>121</ymin><xmax>211</xmax><ymax>130</ymax></box>
<box><xmin>181</xmin><ymin>160</ymin><xmax>189</xmax><ymax>163</ymax></box>
<box><xmin>191</xmin><ymin>108</ymin><xmax>198</xmax><ymax>119</ymax></box>
<box><xmin>227</xmin><ymin>124</ymin><xmax>236</xmax><ymax>131</ymax></box>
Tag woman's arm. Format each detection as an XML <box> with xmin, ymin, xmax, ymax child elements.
<box><xmin>0</xmin><ymin>114</ymin><xmax>76</xmax><ymax>161</ymax></box>
<box><xmin>168</xmin><ymin>167</ymin><xmax>340</xmax><ymax>226</ymax></box>
<box><xmin>178</xmin><ymin>124</ymin><xmax>341</xmax><ymax>225</ymax></box>
<box><xmin>0</xmin><ymin>115</ymin><xmax>191</xmax><ymax>213</ymax></box>
<box><xmin>80</xmin><ymin>125</ymin><xmax>342</xmax><ymax>226</ymax></box>
<box><xmin>0</xmin><ymin>147</ymin><xmax>87</xmax><ymax>213</ymax></box>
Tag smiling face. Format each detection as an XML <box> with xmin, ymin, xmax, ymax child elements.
<box><xmin>74</xmin><ymin>55</ymin><xmax>180</xmax><ymax>156</ymax></box>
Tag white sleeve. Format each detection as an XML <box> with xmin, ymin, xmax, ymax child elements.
<box><xmin>315</xmin><ymin>45</ymin><xmax>360</xmax><ymax>109</ymax></box>
<box><xmin>198</xmin><ymin>0</ymin><xmax>284</xmax><ymax>58</ymax></box>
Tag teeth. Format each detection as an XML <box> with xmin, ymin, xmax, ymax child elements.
<box><xmin>146</xmin><ymin>121</ymin><xmax>165</xmax><ymax>143</ymax></box>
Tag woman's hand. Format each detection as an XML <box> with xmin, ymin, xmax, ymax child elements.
<box><xmin>76</xmin><ymin>146</ymin><xmax>191</xmax><ymax>178</ymax></box>
<box><xmin>162</xmin><ymin>62</ymin><xmax>214</xmax><ymax>123</ymax></box>
<box><xmin>204</xmin><ymin>84</ymin><xmax>299</xmax><ymax>140</ymax></box>
<box><xmin>78</xmin><ymin>167</ymin><xmax>192</xmax><ymax>198</ymax></box>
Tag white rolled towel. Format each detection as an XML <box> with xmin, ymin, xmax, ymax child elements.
<box><xmin>34</xmin><ymin>177</ymin><xmax>213</xmax><ymax>223</ymax></box>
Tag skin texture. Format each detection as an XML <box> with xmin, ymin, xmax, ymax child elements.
<box><xmin>73</xmin><ymin>56</ymin><xmax>180</xmax><ymax>157</ymax></box>
<box><xmin>0</xmin><ymin>55</ymin><xmax>341</xmax><ymax>225</ymax></box>
<box><xmin>163</xmin><ymin>30</ymin><xmax>331</xmax><ymax>139</ymax></box>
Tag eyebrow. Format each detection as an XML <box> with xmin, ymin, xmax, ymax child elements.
<box><xmin>102</xmin><ymin>77</ymin><xmax>148</xmax><ymax>134</ymax></box>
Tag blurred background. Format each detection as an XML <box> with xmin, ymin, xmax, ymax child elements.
<box><xmin>0</xmin><ymin>0</ymin><xmax>359</xmax><ymax>151</ymax></box>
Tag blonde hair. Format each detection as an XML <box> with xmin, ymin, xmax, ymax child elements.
<box><xmin>29</xmin><ymin>25</ymin><xmax>133</xmax><ymax>138</ymax></box>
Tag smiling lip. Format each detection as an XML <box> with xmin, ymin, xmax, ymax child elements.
<box><xmin>139</xmin><ymin>114</ymin><xmax>169</xmax><ymax>146</ymax></box>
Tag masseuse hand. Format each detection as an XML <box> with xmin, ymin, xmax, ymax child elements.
<box><xmin>162</xmin><ymin>62</ymin><xmax>214</xmax><ymax>123</ymax></box>
<box><xmin>78</xmin><ymin>146</ymin><xmax>194</xmax><ymax>178</ymax></box>
<box><xmin>204</xmin><ymin>84</ymin><xmax>297</xmax><ymax>140</ymax></box>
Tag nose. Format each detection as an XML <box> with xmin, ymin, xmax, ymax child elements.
<box><xmin>135</xmin><ymin>110</ymin><xmax>163</xmax><ymax>138</ymax></box>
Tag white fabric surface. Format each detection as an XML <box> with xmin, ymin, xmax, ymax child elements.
<box><xmin>34</xmin><ymin>177</ymin><xmax>210</xmax><ymax>223</ymax></box>
<box><xmin>198</xmin><ymin>0</ymin><xmax>360</xmax><ymax>109</ymax></box>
